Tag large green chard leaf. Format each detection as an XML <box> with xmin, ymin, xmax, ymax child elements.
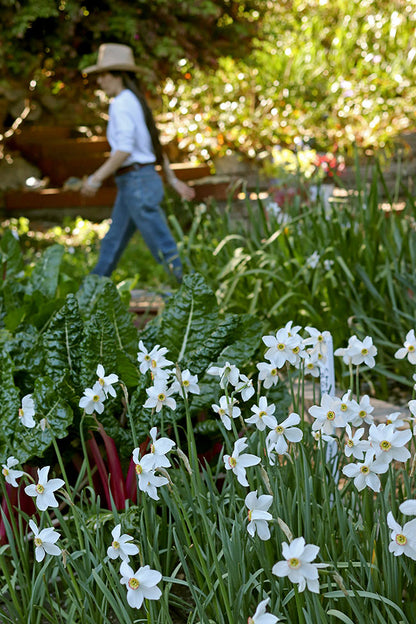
<box><xmin>0</xmin><ymin>374</ymin><xmax>74</xmax><ymax>465</ymax></box>
<box><xmin>0</xmin><ymin>352</ymin><xmax>21</xmax><ymax>462</ymax></box>
<box><xmin>79</xmin><ymin>310</ymin><xmax>139</xmax><ymax>389</ymax></box>
<box><xmin>42</xmin><ymin>294</ymin><xmax>84</xmax><ymax>385</ymax></box>
<box><xmin>145</xmin><ymin>273</ymin><xmax>220</xmax><ymax>361</ymax></box>
<box><xmin>0</xmin><ymin>229</ymin><xmax>24</xmax><ymax>280</ymax></box>
<box><xmin>77</xmin><ymin>276</ymin><xmax>138</xmax><ymax>356</ymax></box>
<box><xmin>26</xmin><ymin>243</ymin><xmax>64</xmax><ymax>299</ymax></box>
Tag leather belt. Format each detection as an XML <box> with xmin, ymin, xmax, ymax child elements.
<box><xmin>116</xmin><ymin>162</ymin><xmax>156</xmax><ymax>176</ymax></box>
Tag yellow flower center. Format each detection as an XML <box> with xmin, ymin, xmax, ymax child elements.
<box><xmin>347</xmin><ymin>439</ymin><xmax>354</xmax><ymax>447</ymax></box>
<box><xmin>18</xmin><ymin>408</ymin><xmax>24</xmax><ymax>418</ymax></box>
<box><xmin>112</xmin><ymin>540</ymin><xmax>120</xmax><ymax>550</ymax></box>
<box><xmin>307</xmin><ymin>363</ymin><xmax>314</xmax><ymax>369</ymax></box>
<box><xmin>271</xmin><ymin>368</ymin><xmax>277</xmax><ymax>376</ymax></box>
<box><xmin>219</xmin><ymin>408</ymin><xmax>225</xmax><ymax>416</ymax></box>
<box><xmin>183</xmin><ymin>379</ymin><xmax>189</xmax><ymax>387</ymax></box>
<box><xmin>396</xmin><ymin>533</ymin><xmax>407</xmax><ymax>545</ymax></box>
<box><xmin>340</xmin><ymin>403</ymin><xmax>347</xmax><ymax>412</ymax></box>
<box><xmin>278</xmin><ymin>343</ymin><xmax>285</xmax><ymax>351</ymax></box>
<box><xmin>288</xmin><ymin>557</ymin><xmax>301</xmax><ymax>569</ymax></box>
<box><xmin>144</xmin><ymin>354</ymin><xmax>150</xmax><ymax>361</ymax></box>
<box><xmin>248</xmin><ymin>618</ymin><xmax>254</xmax><ymax>624</ymax></box>
<box><xmin>34</xmin><ymin>537</ymin><xmax>43</xmax><ymax>547</ymax></box>
<box><xmin>326</xmin><ymin>410</ymin><xmax>335</xmax><ymax>421</ymax></box>
<box><xmin>359</xmin><ymin>410</ymin><xmax>367</xmax><ymax>419</ymax></box>
<box><xmin>317</xmin><ymin>335</ymin><xmax>323</xmax><ymax>342</ymax></box>
<box><xmin>2</xmin><ymin>468</ymin><xmax>8</xmax><ymax>476</ymax></box>
<box><xmin>247</xmin><ymin>510</ymin><xmax>252</xmax><ymax>521</ymax></box>
<box><xmin>92</xmin><ymin>394</ymin><xmax>100</xmax><ymax>403</ymax></box>
<box><xmin>228</xmin><ymin>457</ymin><xmax>237</xmax><ymax>468</ymax></box>
<box><xmin>292</xmin><ymin>346</ymin><xmax>299</xmax><ymax>354</ymax></box>
<box><xmin>258</xmin><ymin>411</ymin><xmax>266</xmax><ymax>419</ymax></box>
<box><xmin>380</xmin><ymin>440</ymin><xmax>391</xmax><ymax>452</ymax></box>
<box><xmin>135</xmin><ymin>464</ymin><xmax>143</xmax><ymax>475</ymax></box>
<box><xmin>150</xmin><ymin>443</ymin><xmax>155</xmax><ymax>454</ymax></box>
<box><xmin>408</xmin><ymin>345</ymin><xmax>415</xmax><ymax>352</ymax></box>
<box><xmin>360</xmin><ymin>465</ymin><xmax>370</xmax><ymax>474</ymax></box>
<box><xmin>98</xmin><ymin>378</ymin><xmax>105</xmax><ymax>386</ymax></box>
<box><xmin>128</xmin><ymin>577</ymin><xmax>140</xmax><ymax>590</ymax></box>
<box><xmin>275</xmin><ymin>425</ymin><xmax>284</xmax><ymax>434</ymax></box>
<box><xmin>35</xmin><ymin>484</ymin><xmax>45</xmax><ymax>494</ymax></box>
<box><xmin>151</xmin><ymin>359</ymin><xmax>157</xmax><ymax>368</ymax></box>
<box><xmin>157</xmin><ymin>393</ymin><xmax>166</xmax><ymax>402</ymax></box>
<box><xmin>361</xmin><ymin>348</ymin><xmax>368</xmax><ymax>355</ymax></box>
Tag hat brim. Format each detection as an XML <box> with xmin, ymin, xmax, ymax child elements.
<box><xmin>82</xmin><ymin>62</ymin><xmax>140</xmax><ymax>75</ymax></box>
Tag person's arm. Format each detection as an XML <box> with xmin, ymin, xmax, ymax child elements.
<box><xmin>162</xmin><ymin>154</ymin><xmax>196</xmax><ymax>201</ymax></box>
<box><xmin>81</xmin><ymin>150</ymin><xmax>130</xmax><ymax>196</ymax></box>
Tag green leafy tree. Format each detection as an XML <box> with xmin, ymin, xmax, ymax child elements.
<box><xmin>0</xmin><ymin>0</ymin><xmax>263</xmax><ymax>86</ymax></box>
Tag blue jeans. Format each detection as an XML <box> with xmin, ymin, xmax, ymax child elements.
<box><xmin>91</xmin><ymin>165</ymin><xmax>182</xmax><ymax>280</ymax></box>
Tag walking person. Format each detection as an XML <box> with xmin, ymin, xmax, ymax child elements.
<box><xmin>81</xmin><ymin>43</ymin><xmax>195</xmax><ymax>281</ymax></box>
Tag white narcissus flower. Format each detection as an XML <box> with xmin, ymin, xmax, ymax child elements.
<box><xmin>334</xmin><ymin>335</ymin><xmax>359</xmax><ymax>365</ymax></box>
<box><xmin>266</xmin><ymin>413</ymin><xmax>303</xmax><ymax>460</ymax></box>
<box><xmin>400</xmin><ymin>499</ymin><xmax>416</xmax><ymax>515</ymax></box>
<box><xmin>96</xmin><ymin>364</ymin><xmax>119</xmax><ymax>397</ymax></box>
<box><xmin>235</xmin><ymin>374</ymin><xmax>255</xmax><ymax>401</ymax></box>
<box><xmin>262</xmin><ymin>328</ymin><xmax>301</xmax><ymax>368</ymax></box>
<box><xmin>107</xmin><ymin>524</ymin><xmax>139</xmax><ymax>562</ymax></box>
<box><xmin>387</xmin><ymin>512</ymin><xmax>416</xmax><ymax>560</ymax></box>
<box><xmin>172</xmin><ymin>368</ymin><xmax>200</xmax><ymax>397</ymax></box>
<box><xmin>79</xmin><ymin>382</ymin><xmax>106</xmax><ymax>414</ymax></box>
<box><xmin>338</xmin><ymin>391</ymin><xmax>359</xmax><ymax>424</ymax></box>
<box><xmin>342</xmin><ymin>450</ymin><xmax>389</xmax><ymax>492</ymax></box>
<box><xmin>385</xmin><ymin>411</ymin><xmax>405</xmax><ymax>429</ymax></box>
<box><xmin>120</xmin><ymin>561</ymin><xmax>162</xmax><ymax>609</ymax></box>
<box><xmin>248</xmin><ymin>597</ymin><xmax>279</xmax><ymax>623</ymax></box>
<box><xmin>349</xmin><ymin>394</ymin><xmax>374</xmax><ymax>427</ymax></box>
<box><xmin>368</xmin><ymin>423</ymin><xmax>412</xmax><ymax>464</ymax></box>
<box><xmin>245</xmin><ymin>396</ymin><xmax>277</xmax><ymax>431</ymax></box>
<box><xmin>207</xmin><ymin>362</ymin><xmax>240</xmax><ymax>389</ymax></box>
<box><xmin>245</xmin><ymin>490</ymin><xmax>273</xmax><ymax>541</ymax></box>
<box><xmin>306</xmin><ymin>251</ymin><xmax>320</xmax><ymax>269</ymax></box>
<box><xmin>29</xmin><ymin>519</ymin><xmax>61</xmax><ymax>562</ymax></box>
<box><xmin>344</xmin><ymin>424</ymin><xmax>370</xmax><ymax>460</ymax></box>
<box><xmin>148</xmin><ymin>427</ymin><xmax>175</xmax><ymax>469</ymax></box>
<box><xmin>394</xmin><ymin>330</ymin><xmax>416</xmax><ymax>364</ymax></box>
<box><xmin>212</xmin><ymin>395</ymin><xmax>240</xmax><ymax>430</ymax></box>
<box><xmin>131</xmin><ymin>450</ymin><xmax>168</xmax><ymax>501</ymax></box>
<box><xmin>19</xmin><ymin>394</ymin><xmax>36</xmax><ymax>428</ymax></box>
<box><xmin>348</xmin><ymin>335</ymin><xmax>377</xmax><ymax>368</ymax></box>
<box><xmin>272</xmin><ymin>536</ymin><xmax>326</xmax><ymax>593</ymax></box>
<box><xmin>24</xmin><ymin>467</ymin><xmax>65</xmax><ymax>511</ymax></box>
<box><xmin>223</xmin><ymin>437</ymin><xmax>261</xmax><ymax>487</ymax></box>
<box><xmin>309</xmin><ymin>394</ymin><xmax>345</xmax><ymax>435</ymax></box>
<box><xmin>137</xmin><ymin>342</ymin><xmax>173</xmax><ymax>376</ymax></box>
<box><xmin>303</xmin><ymin>326</ymin><xmax>326</xmax><ymax>357</ymax></box>
<box><xmin>300</xmin><ymin>351</ymin><xmax>322</xmax><ymax>377</ymax></box>
<box><xmin>143</xmin><ymin>381</ymin><xmax>176</xmax><ymax>412</ymax></box>
<box><xmin>257</xmin><ymin>362</ymin><xmax>280</xmax><ymax>389</ymax></box>
<box><xmin>2</xmin><ymin>456</ymin><xmax>24</xmax><ymax>487</ymax></box>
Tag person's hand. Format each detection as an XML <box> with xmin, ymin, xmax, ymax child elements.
<box><xmin>81</xmin><ymin>175</ymin><xmax>102</xmax><ymax>197</ymax></box>
<box><xmin>173</xmin><ymin>179</ymin><xmax>196</xmax><ymax>201</ymax></box>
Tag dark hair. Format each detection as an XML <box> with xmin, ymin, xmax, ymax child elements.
<box><xmin>110</xmin><ymin>71</ymin><xmax>164</xmax><ymax>165</ymax></box>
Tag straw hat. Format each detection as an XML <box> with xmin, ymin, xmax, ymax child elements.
<box><xmin>82</xmin><ymin>43</ymin><xmax>140</xmax><ymax>74</ymax></box>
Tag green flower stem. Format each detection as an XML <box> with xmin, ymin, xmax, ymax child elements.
<box><xmin>355</xmin><ymin>365</ymin><xmax>360</xmax><ymax>401</ymax></box>
<box><xmin>293</xmin><ymin>585</ymin><xmax>306</xmax><ymax>624</ymax></box>
<box><xmin>120</xmin><ymin>383</ymin><xmax>139</xmax><ymax>450</ymax></box>
<box><xmin>79</xmin><ymin>413</ymin><xmax>94</xmax><ymax>490</ymax></box>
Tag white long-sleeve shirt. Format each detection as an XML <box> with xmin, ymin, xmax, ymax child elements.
<box><xmin>107</xmin><ymin>89</ymin><xmax>156</xmax><ymax>166</ymax></box>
